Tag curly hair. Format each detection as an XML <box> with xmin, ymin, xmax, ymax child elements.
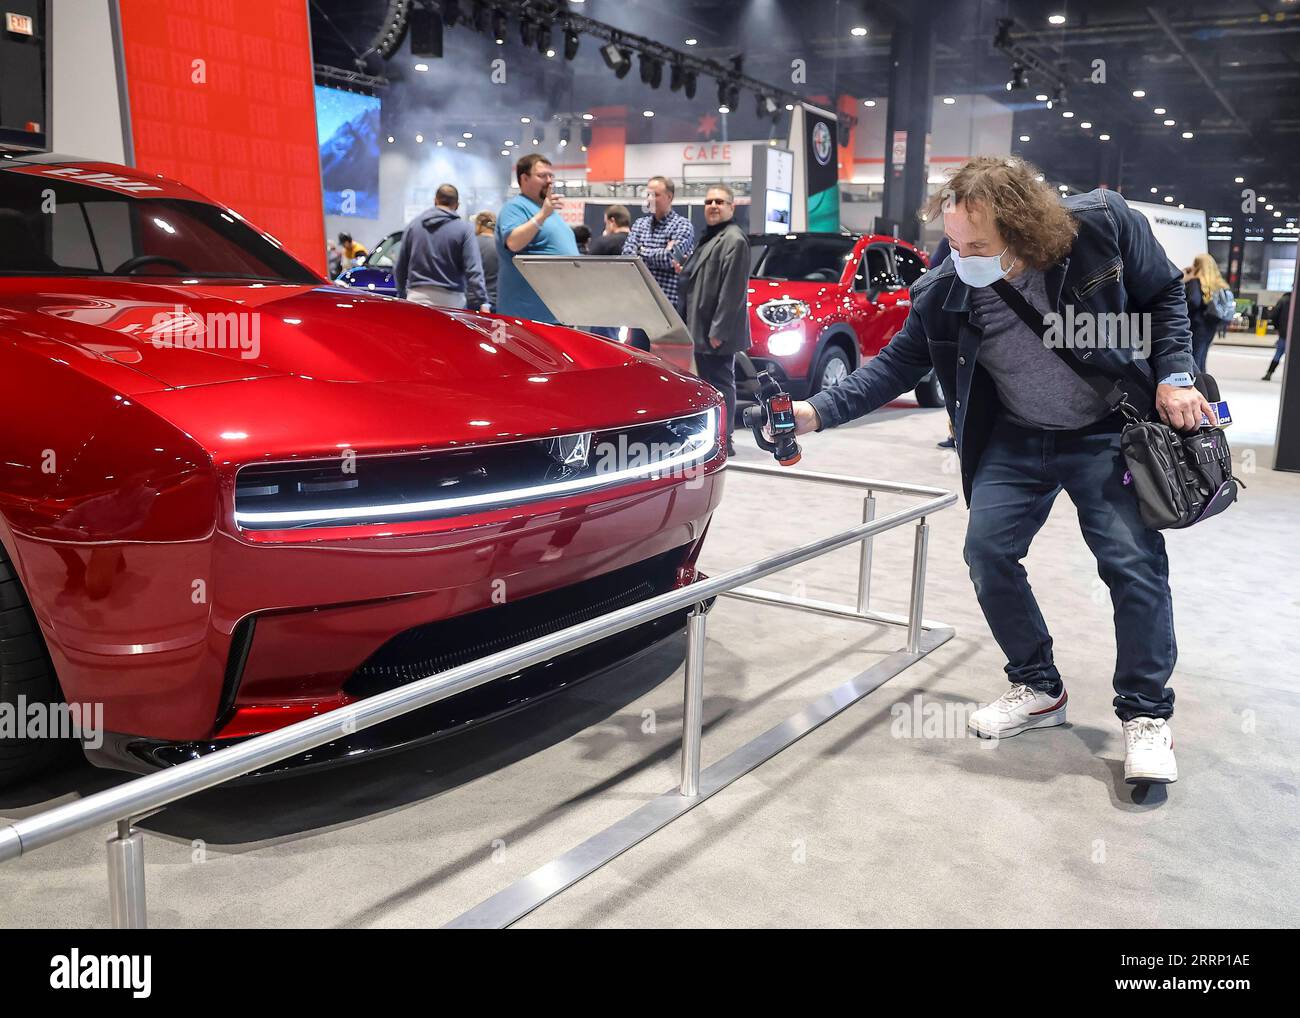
<box><xmin>921</xmin><ymin>156</ymin><xmax>1078</xmax><ymax>271</ymax></box>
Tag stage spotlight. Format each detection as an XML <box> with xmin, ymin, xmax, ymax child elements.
<box><xmin>472</xmin><ymin>0</ymin><xmax>489</xmax><ymax>32</ymax></box>
<box><xmin>491</xmin><ymin>7</ymin><xmax>506</xmax><ymax>44</ymax></box>
<box><xmin>370</xmin><ymin>0</ymin><xmax>412</xmax><ymax>60</ymax></box>
<box><xmin>559</xmin><ymin>125</ymin><xmax>571</xmax><ymax>147</ymax></box>
<box><xmin>442</xmin><ymin>0</ymin><xmax>460</xmax><ymax>27</ymax></box>
<box><xmin>536</xmin><ymin>20</ymin><xmax>551</xmax><ymax>53</ymax></box>
<box><xmin>581</xmin><ymin>123</ymin><xmax>592</xmax><ymax>147</ymax></box>
<box><xmin>670</xmin><ymin>60</ymin><xmax>684</xmax><ymax>91</ymax></box>
<box><xmin>519</xmin><ymin>16</ymin><xmax>536</xmax><ymax>47</ymax></box>
<box><xmin>758</xmin><ymin>93</ymin><xmax>779</xmax><ymax>117</ymax></box>
<box><xmin>683</xmin><ymin>69</ymin><xmax>697</xmax><ymax>99</ymax></box>
<box><xmin>563</xmin><ymin>27</ymin><xmax>579</xmax><ymax>59</ymax></box>
<box><xmin>994</xmin><ymin>17</ymin><xmax>1012</xmax><ymax>49</ymax></box>
<box><xmin>1006</xmin><ymin>61</ymin><xmax>1028</xmax><ymax>91</ymax></box>
<box><xmin>640</xmin><ymin>53</ymin><xmax>663</xmax><ymax>88</ymax></box>
<box><xmin>1047</xmin><ymin>82</ymin><xmax>1067</xmax><ymax>109</ymax></box>
<box><xmin>601</xmin><ymin>41</ymin><xmax>632</xmax><ymax>77</ymax></box>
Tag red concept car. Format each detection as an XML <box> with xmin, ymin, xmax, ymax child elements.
<box><xmin>0</xmin><ymin>155</ymin><xmax>725</xmax><ymax>783</ymax></box>
<box><xmin>741</xmin><ymin>232</ymin><xmax>942</xmax><ymax>406</ymax></box>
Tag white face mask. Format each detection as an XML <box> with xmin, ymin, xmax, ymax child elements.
<box><xmin>951</xmin><ymin>245</ymin><xmax>1014</xmax><ymax>288</ymax></box>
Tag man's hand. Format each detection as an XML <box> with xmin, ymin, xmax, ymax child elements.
<box><xmin>792</xmin><ymin>400</ymin><xmax>821</xmax><ymax>435</ymax></box>
<box><xmin>537</xmin><ymin>192</ymin><xmax>563</xmax><ymax>220</ymax></box>
<box><xmin>708</xmin><ymin>336</ymin><xmax>722</xmax><ymax>349</ymax></box>
<box><xmin>1156</xmin><ymin>382</ymin><xmax>1216</xmax><ymax>432</ymax></box>
<box><xmin>479</xmin><ymin>304</ymin><xmax>492</xmax><ymax>313</ymax></box>
<box><xmin>762</xmin><ymin>400</ymin><xmax>821</xmax><ymax>443</ymax></box>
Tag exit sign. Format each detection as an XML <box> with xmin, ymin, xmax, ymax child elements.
<box><xmin>5</xmin><ymin>11</ymin><xmax>34</xmax><ymax>35</ymax></box>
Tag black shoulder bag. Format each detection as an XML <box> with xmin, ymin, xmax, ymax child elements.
<box><xmin>990</xmin><ymin>278</ymin><xmax>1242</xmax><ymax>530</ymax></box>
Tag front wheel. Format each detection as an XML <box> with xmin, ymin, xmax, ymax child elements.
<box><xmin>914</xmin><ymin>370</ymin><xmax>945</xmax><ymax>408</ymax></box>
<box><xmin>811</xmin><ymin>346</ymin><xmax>852</xmax><ymax>395</ymax></box>
<box><xmin>0</xmin><ymin>544</ymin><xmax>72</xmax><ymax>787</ymax></box>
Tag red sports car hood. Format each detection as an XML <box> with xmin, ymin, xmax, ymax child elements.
<box><xmin>3</xmin><ymin>278</ymin><xmax>719</xmax><ymax>460</ymax></box>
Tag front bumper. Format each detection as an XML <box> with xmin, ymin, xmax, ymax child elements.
<box><xmin>87</xmin><ymin>546</ymin><xmax>707</xmax><ymax>779</ymax></box>
<box><xmin>737</xmin><ymin>354</ymin><xmax>811</xmax><ymax>402</ymax></box>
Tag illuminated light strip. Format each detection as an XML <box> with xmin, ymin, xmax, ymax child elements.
<box><xmin>234</xmin><ymin>409</ymin><xmax>718</xmax><ymax>528</ymax></box>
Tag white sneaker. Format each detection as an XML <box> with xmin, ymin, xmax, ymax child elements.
<box><xmin>968</xmin><ymin>683</ymin><xmax>1068</xmax><ymax>739</ymax></box>
<box><xmin>1123</xmin><ymin>717</ymin><xmax>1178</xmax><ymax>784</ymax></box>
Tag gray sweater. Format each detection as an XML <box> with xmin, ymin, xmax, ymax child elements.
<box><xmin>394</xmin><ymin>206</ymin><xmax>487</xmax><ymax>308</ymax></box>
<box><xmin>969</xmin><ymin>268</ymin><xmax>1111</xmax><ymax>429</ymax></box>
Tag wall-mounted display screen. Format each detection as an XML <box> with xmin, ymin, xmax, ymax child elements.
<box><xmin>315</xmin><ymin>85</ymin><xmax>380</xmax><ymax>219</ymax></box>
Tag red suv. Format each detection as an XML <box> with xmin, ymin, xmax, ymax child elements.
<box><xmin>740</xmin><ymin>232</ymin><xmax>943</xmax><ymax>407</ymax></box>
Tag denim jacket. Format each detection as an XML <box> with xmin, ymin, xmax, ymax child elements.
<box><xmin>807</xmin><ymin>189</ymin><xmax>1198</xmax><ymax>503</ymax></box>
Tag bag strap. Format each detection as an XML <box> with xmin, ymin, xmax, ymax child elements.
<box><xmin>989</xmin><ymin>277</ymin><xmax>1140</xmax><ymax>414</ymax></box>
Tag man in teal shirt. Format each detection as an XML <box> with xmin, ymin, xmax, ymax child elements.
<box><xmin>495</xmin><ymin>153</ymin><xmax>579</xmax><ymax>323</ymax></box>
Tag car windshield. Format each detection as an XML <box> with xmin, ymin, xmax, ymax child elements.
<box><xmin>366</xmin><ymin>232</ymin><xmax>402</xmax><ymax>268</ymax></box>
<box><xmin>0</xmin><ymin>173</ymin><xmax>319</xmax><ymax>283</ymax></box>
<box><xmin>750</xmin><ymin>236</ymin><xmax>856</xmax><ymax>283</ymax></box>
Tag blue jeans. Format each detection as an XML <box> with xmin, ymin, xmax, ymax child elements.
<box><xmin>963</xmin><ymin>415</ymin><xmax>1176</xmax><ymax>720</ymax></box>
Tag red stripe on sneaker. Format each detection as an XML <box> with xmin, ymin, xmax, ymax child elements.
<box><xmin>1029</xmin><ymin>690</ymin><xmax>1068</xmax><ymax>715</ymax></box>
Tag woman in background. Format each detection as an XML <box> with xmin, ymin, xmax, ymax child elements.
<box><xmin>1265</xmin><ymin>290</ymin><xmax>1290</xmax><ymax>381</ymax></box>
<box><xmin>473</xmin><ymin>211</ymin><xmax>499</xmax><ymax>311</ymax></box>
<box><xmin>1182</xmin><ymin>253</ymin><xmax>1229</xmax><ymax>372</ymax></box>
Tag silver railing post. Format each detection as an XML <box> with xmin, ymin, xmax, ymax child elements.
<box><xmin>906</xmin><ymin>518</ymin><xmax>930</xmax><ymax>654</ymax></box>
<box><xmin>106</xmin><ymin>818</ymin><xmax>147</xmax><ymax>929</ymax></box>
<box><xmin>679</xmin><ymin>605</ymin><xmax>708</xmax><ymax>797</ymax></box>
<box><xmin>856</xmin><ymin>491</ymin><xmax>876</xmax><ymax>613</ymax></box>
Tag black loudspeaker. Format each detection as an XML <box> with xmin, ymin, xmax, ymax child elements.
<box><xmin>410</xmin><ymin>6</ymin><xmax>444</xmax><ymax>58</ymax></box>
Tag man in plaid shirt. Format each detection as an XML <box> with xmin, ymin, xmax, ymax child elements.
<box><xmin>622</xmin><ymin>176</ymin><xmax>696</xmax><ymax>348</ymax></box>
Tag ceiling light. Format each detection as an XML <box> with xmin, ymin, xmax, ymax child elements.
<box><xmin>1062</xmin><ymin>110</ymin><xmax>1074</xmax><ymax>118</ymax></box>
<box><xmin>1163</xmin><ymin>195</ymin><xmax>1173</xmax><ymax>202</ymax></box>
<box><xmin>1132</xmin><ymin>89</ymin><xmax>1146</xmax><ymax>98</ymax></box>
<box><xmin>457</xmin><ymin>140</ymin><xmax>466</xmax><ymax>147</ymax></box>
<box><xmin>1099</xmin><ymin>134</ymin><xmax>1110</xmax><ymax>141</ymax></box>
<box><xmin>462</xmin><ymin>131</ymin><xmax>473</xmax><ymax>138</ymax></box>
<box><xmin>1019</xmin><ymin>134</ymin><xmax>1030</xmax><ymax>142</ymax></box>
<box><xmin>1035</xmin><ymin>93</ymin><xmax>1049</xmax><ymax>102</ymax></box>
<box><xmin>414</xmin><ymin>63</ymin><xmax>429</xmax><ymax>72</ymax></box>
<box><xmin>1234</xmin><ymin>176</ymin><xmax>1244</xmax><ymax>183</ymax></box>
<box><xmin>684</xmin><ymin>38</ymin><xmax>697</xmax><ymax>46</ymax></box>
<box><xmin>601</xmin><ymin>41</ymin><xmax>632</xmax><ymax>77</ymax></box>
<box><xmin>850</xmin><ymin>26</ymin><xmax>868</xmax><ymax>37</ymax></box>
<box><xmin>942</xmin><ymin>96</ymin><xmax>956</xmax><ymax>104</ymax></box>
<box><xmin>1048</xmin><ymin>14</ymin><xmax>1066</xmax><ymax>25</ymax></box>
<box><xmin>642</xmin><ymin>109</ymin><xmax>654</xmax><ymax>117</ymax></box>
<box><xmin>1181</xmin><ymin>131</ymin><xmax>1193</xmax><ymax>139</ymax></box>
<box><xmin>415</xmin><ymin>133</ymin><xmax>423</xmax><ymax>143</ymax></box>
<box><xmin>1080</xmin><ymin>121</ymin><xmax>1091</xmax><ymax>128</ymax></box>
<box><xmin>1163</xmin><ymin>119</ymin><xmax>1176</xmax><ymax>126</ymax></box>
<box><xmin>581</xmin><ymin>113</ymin><xmax>594</xmax><ymax>120</ymax></box>
<box><xmin>863</xmin><ymin>99</ymin><xmax>876</xmax><ymax>107</ymax></box>
<box><xmin>1153</xmin><ymin>107</ymin><xmax>1166</xmax><ymax>115</ymax></box>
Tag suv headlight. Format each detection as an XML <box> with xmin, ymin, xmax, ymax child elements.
<box><xmin>757</xmin><ymin>298</ymin><xmax>810</xmax><ymax>327</ymax></box>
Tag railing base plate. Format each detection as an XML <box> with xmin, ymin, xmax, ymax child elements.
<box><xmin>444</xmin><ymin>623</ymin><xmax>953</xmax><ymax>929</ymax></box>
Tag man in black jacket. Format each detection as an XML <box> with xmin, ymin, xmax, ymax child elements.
<box><xmin>790</xmin><ymin>157</ymin><xmax>1215</xmax><ymax>785</ymax></box>
<box><xmin>678</xmin><ymin>185</ymin><xmax>751</xmax><ymax>455</ymax></box>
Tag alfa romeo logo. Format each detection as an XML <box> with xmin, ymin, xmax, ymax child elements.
<box><xmin>812</xmin><ymin>121</ymin><xmax>832</xmax><ymax>166</ymax></box>
<box><xmin>544</xmin><ymin>431</ymin><xmax>593</xmax><ymax>469</ymax></box>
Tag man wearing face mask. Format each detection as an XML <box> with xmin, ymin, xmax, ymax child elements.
<box><xmin>622</xmin><ymin>176</ymin><xmax>696</xmax><ymax>350</ymax></box>
<box><xmin>788</xmin><ymin>156</ymin><xmax>1213</xmax><ymax>787</ymax></box>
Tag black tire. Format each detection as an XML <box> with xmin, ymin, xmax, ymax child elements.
<box><xmin>0</xmin><ymin>543</ymin><xmax>70</xmax><ymax>787</ymax></box>
<box><xmin>914</xmin><ymin>370</ymin><xmax>945</xmax><ymax>408</ymax></box>
<box><xmin>810</xmin><ymin>345</ymin><xmax>852</xmax><ymax>395</ymax></box>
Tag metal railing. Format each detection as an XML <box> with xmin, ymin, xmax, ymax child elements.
<box><xmin>0</xmin><ymin>461</ymin><xmax>956</xmax><ymax>928</ymax></box>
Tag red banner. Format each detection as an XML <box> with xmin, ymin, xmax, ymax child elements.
<box><xmin>117</xmin><ymin>0</ymin><xmax>326</xmax><ymax>273</ymax></box>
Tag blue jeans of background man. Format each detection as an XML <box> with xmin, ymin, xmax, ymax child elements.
<box><xmin>962</xmin><ymin>414</ymin><xmax>1176</xmax><ymax>720</ymax></box>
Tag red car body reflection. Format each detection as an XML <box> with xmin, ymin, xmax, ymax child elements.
<box><xmin>0</xmin><ymin>157</ymin><xmax>724</xmax><ymax>777</ymax></box>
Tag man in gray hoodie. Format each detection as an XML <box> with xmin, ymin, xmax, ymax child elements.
<box><xmin>395</xmin><ymin>184</ymin><xmax>489</xmax><ymax>311</ymax></box>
